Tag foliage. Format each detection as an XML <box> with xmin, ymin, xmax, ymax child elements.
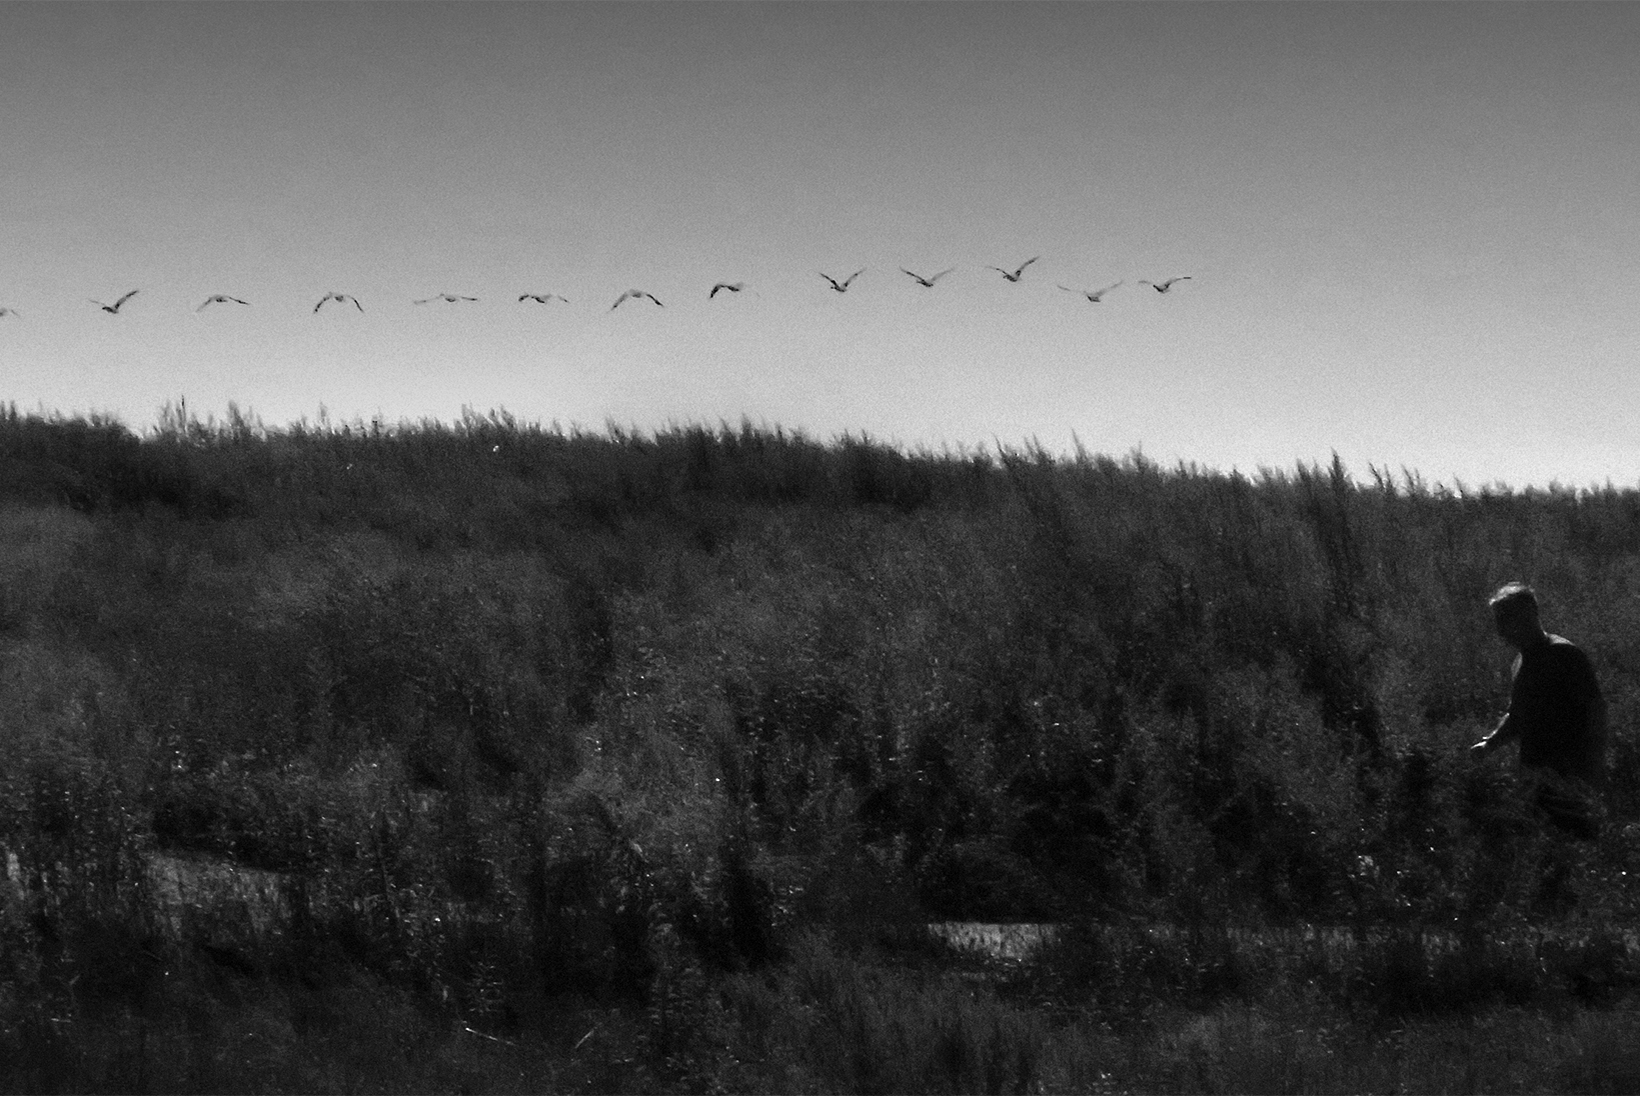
<box><xmin>6</xmin><ymin>403</ymin><xmax>1640</xmax><ymax>1090</ymax></box>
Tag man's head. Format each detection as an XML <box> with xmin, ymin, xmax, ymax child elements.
<box><xmin>1490</xmin><ymin>582</ymin><xmax>1547</xmax><ymax>649</ymax></box>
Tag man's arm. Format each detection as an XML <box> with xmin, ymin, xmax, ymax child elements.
<box><xmin>1472</xmin><ymin>711</ymin><xmax>1521</xmax><ymax>758</ymax></box>
<box><xmin>1474</xmin><ymin>651</ymin><xmax>1527</xmax><ymax>759</ymax></box>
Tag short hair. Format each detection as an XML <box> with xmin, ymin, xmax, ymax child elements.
<box><xmin>1490</xmin><ymin>582</ymin><xmax>1539</xmax><ymax>621</ymax></box>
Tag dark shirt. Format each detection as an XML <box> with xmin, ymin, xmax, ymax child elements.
<box><xmin>1507</xmin><ymin>634</ymin><xmax>1605</xmax><ymax>786</ymax></box>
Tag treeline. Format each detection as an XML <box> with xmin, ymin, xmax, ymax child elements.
<box><xmin>4</xmin><ymin>402</ymin><xmax>1640</xmax><ymax>1089</ymax></box>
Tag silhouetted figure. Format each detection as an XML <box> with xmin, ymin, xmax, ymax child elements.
<box><xmin>314</xmin><ymin>293</ymin><xmax>363</xmax><ymax>313</ymax></box>
<box><xmin>987</xmin><ymin>257</ymin><xmax>1039</xmax><ymax>282</ymax></box>
<box><xmin>1060</xmin><ymin>281</ymin><xmax>1122</xmax><ymax>303</ymax></box>
<box><xmin>1472</xmin><ymin>582</ymin><xmax>1607</xmax><ymax>839</ymax></box>
<box><xmin>91</xmin><ymin>290</ymin><xmax>139</xmax><ymax>314</ymax></box>
<box><xmin>1139</xmin><ymin>277</ymin><xmax>1191</xmax><ymax>293</ymax></box>
<box><xmin>197</xmin><ymin>295</ymin><xmax>250</xmax><ymax>311</ymax></box>
<box><xmin>610</xmin><ymin>289</ymin><xmax>663</xmax><ymax>310</ymax></box>
<box><xmin>819</xmin><ymin>269</ymin><xmax>865</xmax><ymax>293</ymax></box>
<box><xmin>709</xmin><ymin>282</ymin><xmax>745</xmax><ymax>298</ymax></box>
<box><xmin>901</xmin><ymin>266</ymin><xmax>954</xmax><ymax>288</ymax></box>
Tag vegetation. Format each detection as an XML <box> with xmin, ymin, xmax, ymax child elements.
<box><xmin>5</xmin><ymin>400</ymin><xmax>1640</xmax><ymax>1092</ymax></box>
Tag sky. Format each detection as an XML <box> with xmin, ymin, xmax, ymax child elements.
<box><xmin>3</xmin><ymin>2</ymin><xmax>1639</xmax><ymax>489</ymax></box>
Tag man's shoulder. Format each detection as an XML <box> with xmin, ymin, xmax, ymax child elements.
<box><xmin>1544</xmin><ymin>634</ymin><xmax>1590</xmax><ymax>659</ymax></box>
<box><xmin>1519</xmin><ymin>634</ymin><xmax>1593</xmax><ymax>674</ymax></box>
<box><xmin>1540</xmin><ymin>634</ymin><xmax>1602</xmax><ymax>690</ymax></box>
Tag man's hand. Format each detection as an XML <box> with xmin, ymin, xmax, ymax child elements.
<box><xmin>1475</xmin><ymin>714</ymin><xmax>1518</xmax><ymax>759</ymax></box>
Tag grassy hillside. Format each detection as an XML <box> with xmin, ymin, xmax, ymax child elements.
<box><xmin>4</xmin><ymin>402</ymin><xmax>1640</xmax><ymax>1092</ymax></box>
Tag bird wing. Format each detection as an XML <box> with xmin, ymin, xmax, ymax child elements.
<box><xmin>114</xmin><ymin>290</ymin><xmax>139</xmax><ymax>308</ymax></box>
<box><xmin>646</xmin><ymin>293</ymin><xmax>664</xmax><ymax>306</ymax></box>
<box><xmin>197</xmin><ymin>299</ymin><xmax>212</xmax><ymax>311</ymax></box>
<box><xmin>931</xmin><ymin>268</ymin><xmax>955</xmax><ymax>282</ymax></box>
<box><xmin>1015</xmin><ymin>257</ymin><xmax>1040</xmax><ymax>275</ymax></box>
<box><xmin>819</xmin><ymin>272</ymin><xmax>842</xmax><ymax>290</ymax></box>
<box><xmin>414</xmin><ymin>297</ymin><xmax>433</xmax><ymax>305</ymax></box>
<box><xmin>611</xmin><ymin>290</ymin><xmax>635</xmax><ymax>309</ymax></box>
<box><xmin>351</xmin><ymin>296</ymin><xmax>364</xmax><ymax>311</ymax></box>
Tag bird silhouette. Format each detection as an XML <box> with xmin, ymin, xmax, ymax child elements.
<box><xmin>987</xmin><ymin>257</ymin><xmax>1040</xmax><ymax>282</ymax></box>
<box><xmin>901</xmin><ymin>267</ymin><xmax>955</xmax><ymax>288</ymax></box>
<box><xmin>819</xmin><ymin>269</ymin><xmax>865</xmax><ymax>293</ymax></box>
<box><xmin>611</xmin><ymin>289</ymin><xmax>663</xmax><ymax>310</ymax></box>
<box><xmin>0</xmin><ymin>307</ymin><xmax>18</xmax><ymax>318</ymax></box>
<box><xmin>1140</xmin><ymin>277</ymin><xmax>1192</xmax><ymax>293</ymax></box>
<box><xmin>90</xmin><ymin>290</ymin><xmax>139</xmax><ymax>314</ymax></box>
<box><xmin>197</xmin><ymin>295</ymin><xmax>250</xmax><ymax>311</ymax></box>
<box><xmin>1059</xmin><ymin>281</ymin><xmax>1123</xmax><ymax>303</ymax></box>
<box><xmin>314</xmin><ymin>293</ymin><xmax>364</xmax><ymax>313</ymax></box>
<box><xmin>709</xmin><ymin>282</ymin><xmax>745</xmax><ymax>299</ymax></box>
<box><xmin>518</xmin><ymin>293</ymin><xmax>569</xmax><ymax>304</ymax></box>
<box><xmin>414</xmin><ymin>292</ymin><xmax>478</xmax><ymax>304</ymax></box>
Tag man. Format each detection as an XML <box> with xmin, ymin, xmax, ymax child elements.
<box><xmin>1471</xmin><ymin>582</ymin><xmax>1608</xmax><ymax>839</ymax></box>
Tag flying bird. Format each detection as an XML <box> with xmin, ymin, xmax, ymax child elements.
<box><xmin>414</xmin><ymin>292</ymin><xmax>479</xmax><ymax>304</ymax></box>
<box><xmin>819</xmin><ymin>269</ymin><xmax>865</xmax><ymax>293</ymax></box>
<box><xmin>90</xmin><ymin>290</ymin><xmax>139</xmax><ymax>314</ymax></box>
<box><xmin>987</xmin><ymin>257</ymin><xmax>1040</xmax><ymax>282</ymax></box>
<box><xmin>1140</xmin><ymin>277</ymin><xmax>1192</xmax><ymax>293</ymax></box>
<box><xmin>611</xmin><ymin>289</ymin><xmax>663</xmax><ymax>310</ymax></box>
<box><xmin>901</xmin><ymin>267</ymin><xmax>955</xmax><ymax>288</ymax></box>
<box><xmin>197</xmin><ymin>295</ymin><xmax>250</xmax><ymax>311</ymax></box>
<box><xmin>0</xmin><ymin>308</ymin><xmax>18</xmax><ymax>318</ymax></box>
<box><xmin>314</xmin><ymin>292</ymin><xmax>363</xmax><ymax>313</ymax></box>
<box><xmin>709</xmin><ymin>282</ymin><xmax>745</xmax><ymax>298</ymax></box>
<box><xmin>1059</xmin><ymin>281</ymin><xmax>1123</xmax><ymax>303</ymax></box>
<box><xmin>519</xmin><ymin>293</ymin><xmax>569</xmax><ymax>304</ymax></box>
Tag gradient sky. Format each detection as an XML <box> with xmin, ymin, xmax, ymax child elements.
<box><xmin>3</xmin><ymin>2</ymin><xmax>1638</xmax><ymax>488</ymax></box>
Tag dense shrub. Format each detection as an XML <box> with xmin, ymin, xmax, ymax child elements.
<box><xmin>6</xmin><ymin>405</ymin><xmax>1640</xmax><ymax>1090</ymax></box>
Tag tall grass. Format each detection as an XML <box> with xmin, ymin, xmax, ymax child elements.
<box><xmin>6</xmin><ymin>402</ymin><xmax>1640</xmax><ymax>1091</ymax></box>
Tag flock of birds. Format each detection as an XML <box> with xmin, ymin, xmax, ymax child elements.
<box><xmin>0</xmin><ymin>261</ymin><xmax>1192</xmax><ymax>318</ymax></box>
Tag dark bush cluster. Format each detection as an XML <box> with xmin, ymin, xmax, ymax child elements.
<box><xmin>5</xmin><ymin>405</ymin><xmax>1640</xmax><ymax>1089</ymax></box>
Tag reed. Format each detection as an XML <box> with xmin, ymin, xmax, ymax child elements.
<box><xmin>5</xmin><ymin>402</ymin><xmax>1640</xmax><ymax>1091</ymax></box>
